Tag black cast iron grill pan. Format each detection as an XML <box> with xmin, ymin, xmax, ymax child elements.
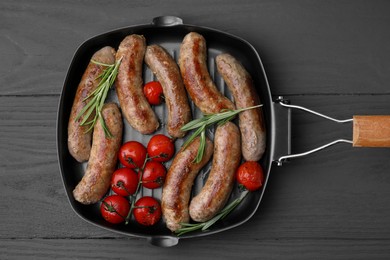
<box><xmin>57</xmin><ymin>16</ymin><xmax>273</xmax><ymax>246</ymax></box>
<box><xmin>57</xmin><ymin>16</ymin><xmax>390</xmax><ymax>247</ymax></box>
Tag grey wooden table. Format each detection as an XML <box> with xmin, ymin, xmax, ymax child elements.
<box><xmin>1</xmin><ymin>0</ymin><xmax>390</xmax><ymax>259</ymax></box>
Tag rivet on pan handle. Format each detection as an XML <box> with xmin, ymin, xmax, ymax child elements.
<box><xmin>274</xmin><ymin>97</ymin><xmax>390</xmax><ymax>166</ymax></box>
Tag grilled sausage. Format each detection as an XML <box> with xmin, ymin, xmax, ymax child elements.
<box><xmin>161</xmin><ymin>137</ymin><xmax>213</xmax><ymax>232</ymax></box>
<box><xmin>216</xmin><ymin>53</ymin><xmax>266</xmax><ymax>161</ymax></box>
<box><xmin>144</xmin><ymin>45</ymin><xmax>192</xmax><ymax>138</ymax></box>
<box><xmin>73</xmin><ymin>103</ymin><xmax>123</xmax><ymax>204</ymax></box>
<box><xmin>189</xmin><ymin>122</ymin><xmax>241</xmax><ymax>222</ymax></box>
<box><xmin>179</xmin><ymin>32</ymin><xmax>235</xmax><ymax>114</ymax></box>
<box><xmin>115</xmin><ymin>34</ymin><xmax>159</xmax><ymax>134</ymax></box>
<box><xmin>68</xmin><ymin>46</ymin><xmax>116</xmax><ymax>162</ymax></box>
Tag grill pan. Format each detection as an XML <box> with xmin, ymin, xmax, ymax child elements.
<box><xmin>57</xmin><ymin>16</ymin><xmax>390</xmax><ymax>247</ymax></box>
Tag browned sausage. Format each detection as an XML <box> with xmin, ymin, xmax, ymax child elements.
<box><xmin>189</xmin><ymin>122</ymin><xmax>241</xmax><ymax>222</ymax></box>
<box><xmin>73</xmin><ymin>103</ymin><xmax>123</xmax><ymax>205</ymax></box>
<box><xmin>68</xmin><ymin>46</ymin><xmax>116</xmax><ymax>162</ymax></box>
<box><xmin>161</xmin><ymin>137</ymin><xmax>213</xmax><ymax>232</ymax></box>
<box><xmin>216</xmin><ymin>53</ymin><xmax>266</xmax><ymax>161</ymax></box>
<box><xmin>115</xmin><ymin>34</ymin><xmax>159</xmax><ymax>134</ymax></box>
<box><xmin>179</xmin><ymin>32</ymin><xmax>235</xmax><ymax>114</ymax></box>
<box><xmin>144</xmin><ymin>45</ymin><xmax>192</xmax><ymax>138</ymax></box>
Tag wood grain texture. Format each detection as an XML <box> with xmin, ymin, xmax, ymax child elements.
<box><xmin>1</xmin><ymin>0</ymin><xmax>390</xmax><ymax>258</ymax></box>
<box><xmin>2</xmin><ymin>0</ymin><xmax>390</xmax><ymax>96</ymax></box>
<box><xmin>1</xmin><ymin>238</ymin><xmax>390</xmax><ymax>260</ymax></box>
<box><xmin>353</xmin><ymin>116</ymin><xmax>390</xmax><ymax>147</ymax></box>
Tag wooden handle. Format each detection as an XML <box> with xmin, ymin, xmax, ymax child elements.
<box><xmin>353</xmin><ymin>115</ymin><xmax>390</xmax><ymax>147</ymax></box>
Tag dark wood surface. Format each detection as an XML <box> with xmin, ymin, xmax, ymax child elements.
<box><xmin>1</xmin><ymin>0</ymin><xmax>390</xmax><ymax>258</ymax></box>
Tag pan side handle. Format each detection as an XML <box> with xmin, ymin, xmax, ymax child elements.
<box><xmin>271</xmin><ymin>98</ymin><xmax>292</xmax><ymax>166</ymax></box>
<box><xmin>152</xmin><ymin>16</ymin><xmax>183</xmax><ymax>26</ymax></box>
<box><xmin>147</xmin><ymin>236</ymin><xmax>179</xmax><ymax>247</ymax></box>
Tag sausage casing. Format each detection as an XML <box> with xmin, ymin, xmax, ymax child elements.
<box><xmin>73</xmin><ymin>103</ymin><xmax>123</xmax><ymax>204</ymax></box>
<box><xmin>144</xmin><ymin>45</ymin><xmax>192</xmax><ymax>138</ymax></box>
<box><xmin>189</xmin><ymin>122</ymin><xmax>241</xmax><ymax>222</ymax></box>
<box><xmin>216</xmin><ymin>53</ymin><xmax>266</xmax><ymax>161</ymax></box>
<box><xmin>115</xmin><ymin>34</ymin><xmax>159</xmax><ymax>134</ymax></box>
<box><xmin>161</xmin><ymin>137</ymin><xmax>213</xmax><ymax>232</ymax></box>
<box><xmin>179</xmin><ymin>32</ymin><xmax>235</xmax><ymax>114</ymax></box>
<box><xmin>68</xmin><ymin>46</ymin><xmax>116</xmax><ymax>162</ymax></box>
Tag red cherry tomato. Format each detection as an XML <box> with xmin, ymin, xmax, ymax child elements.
<box><xmin>111</xmin><ymin>167</ymin><xmax>139</xmax><ymax>196</ymax></box>
<box><xmin>100</xmin><ymin>195</ymin><xmax>130</xmax><ymax>224</ymax></box>
<box><xmin>236</xmin><ymin>161</ymin><xmax>264</xmax><ymax>192</ymax></box>
<box><xmin>147</xmin><ymin>134</ymin><xmax>175</xmax><ymax>162</ymax></box>
<box><xmin>133</xmin><ymin>196</ymin><xmax>162</xmax><ymax>226</ymax></box>
<box><xmin>140</xmin><ymin>161</ymin><xmax>167</xmax><ymax>189</ymax></box>
<box><xmin>119</xmin><ymin>141</ymin><xmax>147</xmax><ymax>169</ymax></box>
<box><xmin>143</xmin><ymin>81</ymin><xmax>164</xmax><ymax>105</ymax></box>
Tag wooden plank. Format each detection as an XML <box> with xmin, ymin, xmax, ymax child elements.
<box><xmin>1</xmin><ymin>0</ymin><xmax>390</xmax><ymax>96</ymax></box>
<box><xmin>1</xmin><ymin>0</ymin><xmax>390</xmax><ymax>258</ymax></box>
<box><xmin>0</xmin><ymin>96</ymin><xmax>116</xmax><ymax>238</ymax></box>
<box><xmin>1</xmin><ymin>238</ymin><xmax>390</xmax><ymax>259</ymax></box>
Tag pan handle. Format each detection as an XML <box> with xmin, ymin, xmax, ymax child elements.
<box><xmin>147</xmin><ymin>236</ymin><xmax>179</xmax><ymax>247</ymax></box>
<box><xmin>152</xmin><ymin>16</ymin><xmax>183</xmax><ymax>27</ymax></box>
<box><xmin>273</xmin><ymin>96</ymin><xmax>390</xmax><ymax>166</ymax></box>
<box><xmin>275</xmin><ymin>139</ymin><xmax>353</xmax><ymax>166</ymax></box>
<box><xmin>273</xmin><ymin>96</ymin><xmax>352</xmax><ymax>166</ymax></box>
<box><xmin>353</xmin><ymin>115</ymin><xmax>390</xmax><ymax>147</ymax></box>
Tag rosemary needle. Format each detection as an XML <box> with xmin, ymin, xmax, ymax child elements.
<box><xmin>75</xmin><ymin>57</ymin><xmax>122</xmax><ymax>138</ymax></box>
<box><xmin>181</xmin><ymin>104</ymin><xmax>263</xmax><ymax>163</ymax></box>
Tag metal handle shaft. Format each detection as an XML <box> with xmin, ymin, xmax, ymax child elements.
<box><xmin>274</xmin><ymin>97</ymin><xmax>353</xmax><ymax>166</ymax></box>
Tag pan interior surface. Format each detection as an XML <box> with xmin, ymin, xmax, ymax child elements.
<box><xmin>57</xmin><ymin>21</ymin><xmax>274</xmax><ymax>241</ymax></box>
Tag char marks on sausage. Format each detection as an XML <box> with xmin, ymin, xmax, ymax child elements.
<box><xmin>161</xmin><ymin>137</ymin><xmax>213</xmax><ymax>232</ymax></box>
<box><xmin>189</xmin><ymin>122</ymin><xmax>241</xmax><ymax>222</ymax></box>
<box><xmin>216</xmin><ymin>53</ymin><xmax>266</xmax><ymax>161</ymax></box>
<box><xmin>68</xmin><ymin>46</ymin><xmax>116</xmax><ymax>162</ymax></box>
<box><xmin>73</xmin><ymin>103</ymin><xmax>123</xmax><ymax>205</ymax></box>
<box><xmin>179</xmin><ymin>32</ymin><xmax>235</xmax><ymax>114</ymax></box>
<box><xmin>115</xmin><ymin>34</ymin><xmax>159</xmax><ymax>134</ymax></box>
<box><xmin>145</xmin><ymin>45</ymin><xmax>192</xmax><ymax>138</ymax></box>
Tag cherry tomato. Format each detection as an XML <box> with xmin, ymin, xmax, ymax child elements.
<box><xmin>236</xmin><ymin>161</ymin><xmax>264</xmax><ymax>192</ymax></box>
<box><xmin>143</xmin><ymin>81</ymin><xmax>164</xmax><ymax>105</ymax></box>
<box><xmin>139</xmin><ymin>161</ymin><xmax>167</xmax><ymax>189</ymax></box>
<box><xmin>133</xmin><ymin>196</ymin><xmax>162</xmax><ymax>226</ymax></box>
<box><xmin>100</xmin><ymin>195</ymin><xmax>130</xmax><ymax>224</ymax></box>
<box><xmin>147</xmin><ymin>134</ymin><xmax>175</xmax><ymax>162</ymax></box>
<box><xmin>111</xmin><ymin>167</ymin><xmax>138</xmax><ymax>196</ymax></box>
<box><xmin>119</xmin><ymin>141</ymin><xmax>147</xmax><ymax>169</ymax></box>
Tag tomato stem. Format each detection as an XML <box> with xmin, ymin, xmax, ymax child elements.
<box><xmin>147</xmin><ymin>154</ymin><xmax>166</xmax><ymax>161</ymax></box>
<box><xmin>125</xmin><ymin>157</ymin><xmax>139</xmax><ymax>170</ymax></box>
<box><xmin>102</xmin><ymin>201</ymin><xmax>127</xmax><ymax>220</ymax></box>
<box><xmin>141</xmin><ymin>176</ymin><xmax>164</xmax><ymax>185</ymax></box>
<box><xmin>132</xmin><ymin>205</ymin><xmax>157</xmax><ymax>213</ymax></box>
<box><xmin>116</xmin><ymin>181</ymin><xmax>133</xmax><ymax>196</ymax></box>
<box><xmin>125</xmin><ymin>154</ymin><xmax>149</xmax><ymax>225</ymax></box>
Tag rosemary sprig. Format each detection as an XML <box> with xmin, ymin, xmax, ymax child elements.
<box><xmin>75</xmin><ymin>57</ymin><xmax>122</xmax><ymax>138</ymax></box>
<box><xmin>175</xmin><ymin>190</ymin><xmax>249</xmax><ymax>236</ymax></box>
<box><xmin>181</xmin><ymin>104</ymin><xmax>263</xmax><ymax>163</ymax></box>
